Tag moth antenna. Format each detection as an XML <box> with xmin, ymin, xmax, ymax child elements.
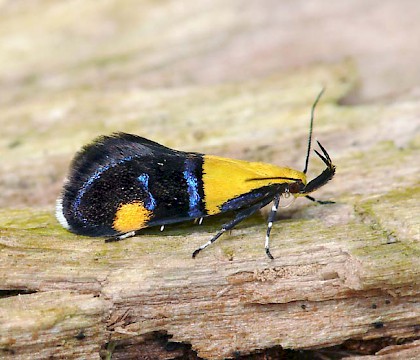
<box><xmin>246</xmin><ymin>176</ymin><xmax>302</xmax><ymax>182</ymax></box>
<box><xmin>303</xmin><ymin>88</ymin><xmax>325</xmax><ymax>174</ymax></box>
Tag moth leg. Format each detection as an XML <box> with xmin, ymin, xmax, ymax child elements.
<box><xmin>105</xmin><ymin>231</ymin><xmax>136</xmax><ymax>243</ymax></box>
<box><xmin>265</xmin><ymin>194</ymin><xmax>281</xmax><ymax>260</ymax></box>
<box><xmin>192</xmin><ymin>201</ymin><xmax>266</xmax><ymax>258</ymax></box>
<box><xmin>305</xmin><ymin>195</ymin><xmax>335</xmax><ymax>205</ymax></box>
<box><xmin>193</xmin><ymin>217</ymin><xmax>204</xmax><ymax>225</ymax></box>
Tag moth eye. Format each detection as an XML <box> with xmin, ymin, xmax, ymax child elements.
<box><xmin>288</xmin><ymin>182</ymin><xmax>302</xmax><ymax>194</ymax></box>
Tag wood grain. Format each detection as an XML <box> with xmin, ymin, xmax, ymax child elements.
<box><xmin>1</xmin><ymin>1</ymin><xmax>419</xmax><ymax>358</ymax></box>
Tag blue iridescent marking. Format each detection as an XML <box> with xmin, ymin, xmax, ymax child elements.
<box><xmin>73</xmin><ymin>156</ymin><xmax>133</xmax><ymax>223</ymax></box>
<box><xmin>137</xmin><ymin>173</ymin><xmax>156</xmax><ymax>210</ymax></box>
<box><xmin>183</xmin><ymin>159</ymin><xmax>202</xmax><ymax>217</ymax></box>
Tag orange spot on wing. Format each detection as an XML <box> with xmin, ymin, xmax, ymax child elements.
<box><xmin>113</xmin><ymin>201</ymin><xmax>152</xmax><ymax>233</ymax></box>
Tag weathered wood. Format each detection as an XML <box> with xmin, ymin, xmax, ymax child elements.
<box><xmin>1</xmin><ymin>193</ymin><xmax>419</xmax><ymax>359</ymax></box>
<box><xmin>1</xmin><ymin>1</ymin><xmax>420</xmax><ymax>358</ymax></box>
<box><xmin>348</xmin><ymin>340</ymin><xmax>420</xmax><ymax>360</ymax></box>
<box><xmin>0</xmin><ymin>291</ymin><xmax>109</xmax><ymax>359</ymax></box>
<box><xmin>1</xmin><ymin>67</ymin><xmax>419</xmax><ymax>358</ymax></box>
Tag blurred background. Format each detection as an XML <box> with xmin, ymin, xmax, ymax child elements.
<box><xmin>1</xmin><ymin>2</ymin><xmax>419</xmax><ymax>359</ymax></box>
<box><xmin>1</xmin><ymin>0</ymin><xmax>419</xmax><ymax>207</ymax></box>
<box><xmin>2</xmin><ymin>0</ymin><xmax>420</xmax><ymax>102</ymax></box>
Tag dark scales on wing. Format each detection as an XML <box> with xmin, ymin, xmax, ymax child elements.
<box><xmin>60</xmin><ymin>133</ymin><xmax>206</xmax><ymax>237</ymax></box>
<box><xmin>57</xmin><ymin>89</ymin><xmax>335</xmax><ymax>258</ymax></box>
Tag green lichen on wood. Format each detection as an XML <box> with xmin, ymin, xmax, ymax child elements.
<box><xmin>1</xmin><ymin>60</ymin><xmax>419</xmax><ymax>359</ymax></box>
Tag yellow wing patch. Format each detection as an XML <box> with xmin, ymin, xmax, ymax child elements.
<box><xmin>113</xmin><ymin>201</ymin><xmax>152</xmax><ymax>233</ymax></box>
<box><xmin>202</xmin><ymin>155</ymin><xmax>306</xmax><ymax>215</ymax></box>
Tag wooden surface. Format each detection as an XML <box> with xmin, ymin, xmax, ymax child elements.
<box><xmin>1</xmin><ymin>1</ymin><xmax>420</xmax><ymax>359</ymax></box>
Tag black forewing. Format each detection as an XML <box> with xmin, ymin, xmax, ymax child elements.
<box><xmin>60</xmin><ymin>133</ymin><xmax>205</xmax><ymax>236</ymax></box>
<box><xmin>67</xmin><ymin>133</ymin><xmax>179</xmax><ymax>186</ymax></box>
